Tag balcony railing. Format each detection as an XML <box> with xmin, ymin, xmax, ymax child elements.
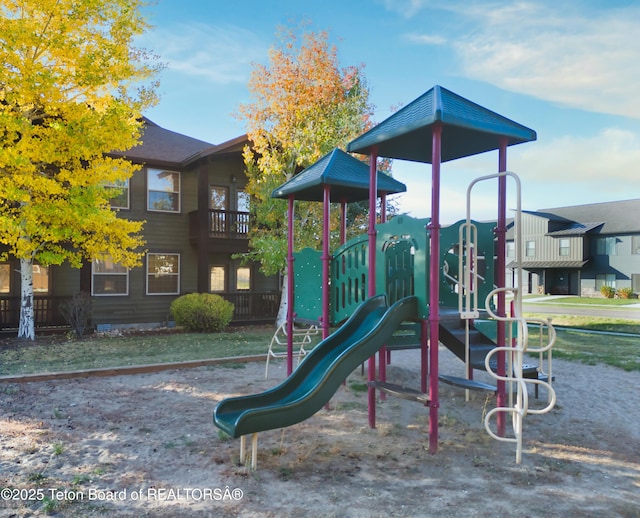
<box><xmin>210</xmin><ymin>209</ymin><xmax>249</xmax><ymax>238</ymax></box>
<box><xmin>220</xmin><ymin>291</ymin><xmax>280</xmax><ymax>323</ymax></box>
<box><xmin>0</xmin><ymin>295</ymin><xmax>70</xmax><ymax>329</ymax></box>
<box><xmin>189</xmin><ymin>210</ymin><xmax>250</xmax><ymax>241</ymax></box>
<box><xmin>0</xmin><ymin>292</ymin><xmax>279</xmax><ymax>331</ymax></box>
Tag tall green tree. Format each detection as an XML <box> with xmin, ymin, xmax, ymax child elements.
<box><xmin>236</xmin><ymin>26</ymin><xmax>374</xmax><ymax>321</ymax></box>
<box><xmin>0</xmin><ymin>0</ymin><xmax>161</xmax><ymax>339</ymax></box>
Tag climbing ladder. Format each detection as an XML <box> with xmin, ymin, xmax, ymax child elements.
<box><xmin>444</xmin><ymin>171</ymin><xmax>557</xmax><ymax>463</ymax></box>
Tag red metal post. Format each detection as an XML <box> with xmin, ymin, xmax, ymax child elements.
<box><xmin>428</xmin><ymin>123</ymin><xmax>443</xmax><ymax>454</ymax></box>
<box><xmin>496</xmin><ymin>137</ymin><xmax>508</xmax><ymax>437</ymax></box>
<box><xmin>367</xmin><ymin>147</ymin><xmax>379</xmax><ymax>428</ymax></box>
<box><xmin>322</xmin><ymin>185</ymin><xmax>331</xmax><ymax>340</ymax></box>
<box><xmin>286</xmin><ymin>195</ymin><xmax>295</xmax><ymax>376</ymax></box>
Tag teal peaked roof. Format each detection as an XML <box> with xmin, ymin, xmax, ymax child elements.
<box><xmin>271</xmin><ymin>148</ymin><xmax>406</xmax><ymax>202</ymax></box>
<box><xmin>347</xmin><ymin>85</ymin><xmax>536</xmax><ymax>163</ymax></box>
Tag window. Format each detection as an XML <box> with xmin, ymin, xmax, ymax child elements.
<box><xmin>237</xmin><ymin>191</ymin><xmax>250</xmax><ymax>212</ymax></box>
<box><xmin>148</xmin><ymin>169</ymin><xmax>180</xmax><ymax>212</ymax></box>
<box><xmin>236</xmin><ymin>267</ymin><xmax>251</xmax><ymax>291</ymax></box>
<box><xmin>107</xmin><ymin>178</ymin><xmax>129</xmax><ymax>209</ymax></box>
<box><xmin>526</xmin><ymin>240</ymin><xmax>536</xmax><ymax>257</ymax></box>
<box><xmin>559</xmin><ymin>238</ymin><xmax>570</xmax><ymax>257</ymax></box>
<box><xmin>595</xmin><ymin>273</ymin><xmax>616</xmax><ymax>290</ymax></box>
<box><xmin>210</xmin><ymin>266</ymin><xmax>226</xmax><ymax>292</ymax></box>
<box><xmin>147</xmin><ymin>253</ymin><xmax>180</xmax><ymax>295</ymax></box>
<box><xmin>632</xmin><ymin>274</ymin><xmax>640</xmax><ymax>293</ymax></box>
<box><xmin>0</xmin><ymin>264</ymin><xmax>10</xmax><ymax>293</ymax></box>
<box><xmin>92</xmin><ymin>258</ymin><xmax>128</xmax><ymax>296</ymax></box>
<box><xmin>210</xmin><ymin>186</ymin><xmax>228</xmax><ymax>210</ymax></box>
<box><xmin>596</xmin><ymin>236</ymin><xmax>617</xmax><ymax>256</ymax></box>
<box><xmin>506</xmin><ymin>242</ymin><xmax>515</xmax><ymax>258</ymax></box>
<box><xmin>32</xmin><ymin>265</ymin><xmax>49</xmax><ymax>293</ymax></box>
<box><xmin>632</xmin><ymin>235</ymin><xmax>640</xmax><ymax>255</ymax></box>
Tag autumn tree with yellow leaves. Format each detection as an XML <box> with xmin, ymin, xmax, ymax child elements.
<box><xmin>236</xmin><ymin>26</ymin><xmax>374</xmax><ymax>322</ymax></box>
<box><xmin>0</xmin><ymin>0</ymin><xmax>161</xmax><ymax>339</ymax></box>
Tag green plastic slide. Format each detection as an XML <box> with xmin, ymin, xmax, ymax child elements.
<box><xmin>213</xmin><ymin>295</ymin><xmax>418</xmax><ymax>438</ymax></box>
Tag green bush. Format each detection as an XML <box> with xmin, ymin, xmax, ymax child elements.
<box><xmin>600</xmin><ymin>285</ymin><xmax>616</xmax><ymax>299</ymax></box>
<box><xmin>170</xmin><ymin>293</ymin><xmax>234</xmax><ymax>332</ymax></box>
<box><xmin>617</xmin><ymin>287</ymin><xmax>635</xmax><ymax>299</ymax></box>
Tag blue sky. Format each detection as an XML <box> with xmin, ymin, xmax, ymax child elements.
<box><xmin>141</xmin><ymin>0</ymin><xmax>640</xmax><ymax>224</ymax></box>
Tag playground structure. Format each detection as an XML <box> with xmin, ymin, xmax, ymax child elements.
<box><xmin>214</xmin><ymin>85</ymin><xmax>556</xmax><ymax>468</ymax></box>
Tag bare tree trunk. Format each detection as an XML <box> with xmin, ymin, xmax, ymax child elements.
<box><xmin>18</xmin><ymin>257</ymin><xmax>35</xmax><ymax>340</ymax></box>
<box><xmin>276</xmin><ymin>268</ymin><xmax>288</xmax><ymax>328</ymax></box>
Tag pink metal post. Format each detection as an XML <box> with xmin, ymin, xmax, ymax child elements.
<box><xmin>321</xmin><ymin>185</ymin><xmax>331</xmax><ymax>339</ymax></box>
<box><xmin>496</xmin><ymin>138</ymin><xmax>508</xmax><ymax>436</ymax></box>
<box><xmin>378</xmin><ymin>193</ymin><xmax>388</xmax><ymax>396</ymax></box>
<box><xmin>286</xmin><ymin>195</ymin><xmax>295</xmax><ymax>376</ymax></box>
<box><xmin>428</xmin><ymin>123</ymin><xmax>443</xmax><ymax>454</ymax></box>
<box><xmin>367</xmin><ymin>146</ymin><xmax>378</xmax><ymax>428</ymax></box>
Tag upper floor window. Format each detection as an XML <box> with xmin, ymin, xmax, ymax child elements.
<box><xmin>506</xmin><ymin>242</ymin><xmax>515</xmax><ymax>258</ymax></box>
<box><xmin>632</xmin><ymin>235</ymin><xmax>640</xmax><ymax>255</ymax></box>
<box><xmin>147</xmin><ymin>253</ymin><xmax>180</xmax><ymax>295</ymax></box>
<box><xmin>148</xmin><ymin>169</ymin><xmax>180</xmax><ymax>212</ymax></box>
<box><xmin>525</xmin><ymin>240</ymin><xmax>536</xmax><ymax>257</ymax></box>
<box><xmin>237</xmin><ymin>191</ymin><xmax>250</xmax><ymax>212</ymax></box>
<box><xmin>596</xmin><ymin>236</ymin><xmax>617</xmax><ymax>256</ymax></box>
<box><xmin>107</xmin><ymin>178</ymin><xmax>130</xmax><ymax>209</ymax></box>
<box><xmin>559</xmin><ymin>238</ymin><xmax>570</xmax><ymax>257</ymax></box>
<box><xmin>92</xmin><ymin>258</ymin><xmax>128</xmax><ymax>296</ymax></box>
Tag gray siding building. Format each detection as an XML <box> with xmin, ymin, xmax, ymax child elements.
<box><xmin>507</xmin><ymin>199</ymin><xmax>640</xmax><ymax>296</ymax></box>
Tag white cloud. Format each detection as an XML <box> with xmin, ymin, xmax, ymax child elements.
<box><xmin>514</xmin><ymin>127</ymin><xmax>640</xmax><ymax>184</ymax></box>
<box><xmin>403</xmin><ymin>33</ymin><xmax>447</xmax><ymax>45</ymax></box>
<box><xmin>451</xmin><ymin>1</ymin><xmax>640</xmax><ymax>119</ymax></box>
<box><xmin>392</xmin><ymin>125</ymin><xmax>640</xmax><ymax>221</ymax></box>
<box><xmin>143</xmin><ymin>23</ymin><xmax>265</xmax><ymax>85</ymax></box>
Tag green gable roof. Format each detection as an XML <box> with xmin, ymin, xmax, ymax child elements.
<box><xmin>347</xmin><ymin>85</ymin><xmax>536</xmax><ymax>163</ymax></box>
<box><xmin>271</xmin><ymin>148</ymin><xmax>406</xmax><ymax>202</ymax></box>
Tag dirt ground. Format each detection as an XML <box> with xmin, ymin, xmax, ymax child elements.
<box><xmin>1</xmin><ymin>346</ymin><xmax>639</xmax><ymax>518</ymax></box>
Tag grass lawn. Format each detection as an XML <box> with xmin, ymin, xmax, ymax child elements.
<box><xmin>525</xmin><ymin>324</ymin><xmax>640</xmax><ymax>372</ymax></box>
<box><xmin>522</xmin><ymin>313</ymin><xmax>640</xmax><ymax>372</ymax></box>
<box><xmin>0</xmin><ymin>327</ymin><xmax>278</xmax><ymax>376</ymax></box>
<box><xmin>527</xmin><ymin>296</ymin><xmax>638</xmax><ymax>306</ymax></box>
<box><xmin>0</xmin><ymin>314</ymin><xmax>637</xmax><ymax>376</ymax></box>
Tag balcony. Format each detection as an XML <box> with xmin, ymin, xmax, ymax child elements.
<box><xmin>189</xmin><ymin>209</ymin><xmax>250</xmax><ymax>240</ymax></box>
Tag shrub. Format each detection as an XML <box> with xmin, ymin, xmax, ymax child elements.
<box><xmin>60</xmin><ymin>292</ymin><xmax>92</xmax><ymax>338</ymax></box>
<box><xmin>600</xmin><ymin>285</ymin><xmax>616</xmax><ymax>299</ymax></box>
<box><xmin>170</xmin><ymin>293</ymin><xmax>234</xmax><ymax>332</ymax></box>
<box><xmin>617</xmin><ymin>287</ymin><xmax>635</xmax><ymax>299</ymax></box>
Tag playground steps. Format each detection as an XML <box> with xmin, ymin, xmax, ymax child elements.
<box><xmin>368</xmin><ymin>381</ymin><xmax>429</xmax><ymax>404</ymax></box>
<box><xmin>438</xmin><ymin>374</ymin><xmax>496</xmax><ymax>392</ymax></box>
<box><xmin>438</xmin><ymin>308</ymin><xmax>544</xmax><ymax>395</ymax></box>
